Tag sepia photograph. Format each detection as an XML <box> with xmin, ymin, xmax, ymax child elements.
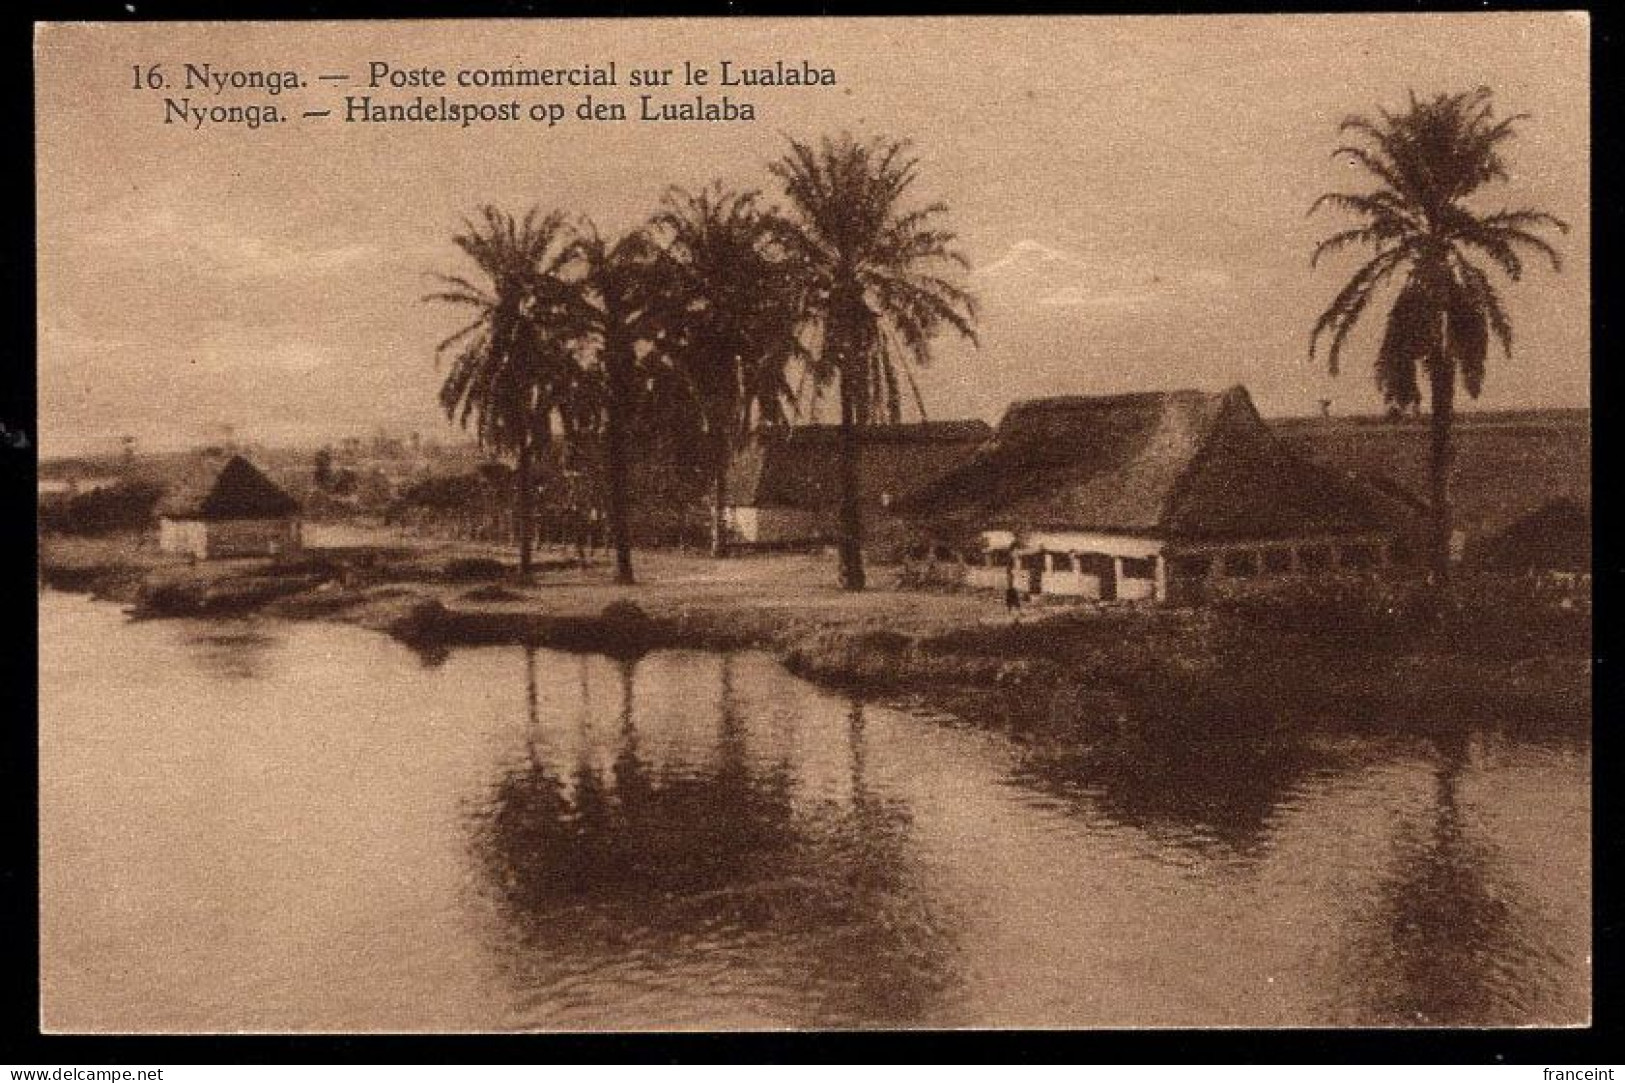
<box><xmin>34</xmin><ymin>14</ymin><xmax>1591</xmax><ymax>1033</ymax></box>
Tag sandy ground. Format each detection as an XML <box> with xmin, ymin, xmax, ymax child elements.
<box><xmin>303</xmin><ymin>522</ymin><xmax>1021</xmax><ymax>634</ymax></box>
<box><xmin>443</xmin><ymin>548</ymin><xmax>1018</xmax><ymax>635</ymax></box>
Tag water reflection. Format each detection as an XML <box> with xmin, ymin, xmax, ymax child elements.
<box><xmin>404</xmin><ymin>640</ymin><xmax>453</xmax><ymax>669</ymax></box>
<box><xmin>466</xmin><ymin>651</ymin><xmax>961</xmax><ymax>1028</ymax></box>
<box><xmin>1007</xmin><ymin>735</ymin><xmax>1346</xmax><ymax>862</ymax></box>
<box><xmin>177</xmin><ymin>620</ymin><xmax>281</xmax><ymax>682</ymax></box>
<box><xmin>40</xmin><ymin>592</ymin><xmax>1589</xmax><ymax>1031</ymax></box>
<box><xmin>1343</xmin><ymin>732</ymin><xmax>1565</xmax><ymax>1025</ymax></box>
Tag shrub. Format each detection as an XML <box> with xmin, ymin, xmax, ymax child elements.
<box><xmin>1209</xmin><ymin>571</ymin><xmax>1591</xmax><ymax>659</ymax></box>
<box><xmin>43</xmin><ymin>481</ymin><xmax>165</xmax><ymax>535</ymax></box>
<box><xmin>462</xmin><ymin>584</ymin><xmax>524</xmax><ymax>603</ymax></box>
<box><xmin>256</xmin><ymin>554</ymin><xmax>345</xmax><ymax>578</ymax></box>
<box><xmin>1209</xmin><ymin>574</ymin><xmax>1432</xmax><ymax>645</ymax></box>
<box><xmin>1435</xmin><ymin>573</ymin><xmax>1591</xmax><ymax>658</ymax></box>
<box><xmin>388</xmin><ymin>599</ymin><xmax>449</xmax><ymax>644</ymax></box>
<box><xmin>440</xmin><ymin>557</ymin><xmax>508</xmax><ymax>582</ymax></box>
<box><xmin>600</xmin><ymin>600</ymin><xmax>650</xmax><ymax>626</ymax></box>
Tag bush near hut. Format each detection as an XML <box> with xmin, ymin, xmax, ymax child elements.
<box><xmin>1434</xmin><ymin>574</ymin><xmax>1591</xmax><ymax>659</ymax></box>
<box><xmin>247</xmin><ymin>552</ymin><xmax>347</xmax><ymax>579</ymax></box>
<box><xmin>41</xmin><ymin>480</ymin><xmax>165</xmax><ymax>535</ymax></box>
<box><xmin>1478</xmin><ymin>498</ymin><xmax>1591</xmax><ymax>574</ymax></box>
<box><xmin>440</xmin><ymin>557</ymin><xmax>509</xmax><ymax>582</ymax></box>
<box><xmin>1208</xmin><ymin>571</ymin><xmax>1589</xmax><ymax>659</ymax></box>
<box><xmin>461</xmin><ymin>584</ymin><xmax>525</xmax><ymax>603</ymax></box>
<box><xmin>1208</xmin><ymin>574</ymin><xmax>1431</xmax><ymax>646</ymax></box>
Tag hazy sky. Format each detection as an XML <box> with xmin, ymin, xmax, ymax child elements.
<box><xmin>36</xmin><ymin>14</ymin><xmax>1589</xmax><ymax>457</ymax></box>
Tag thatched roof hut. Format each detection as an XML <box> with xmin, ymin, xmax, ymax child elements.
<box><xmin>898</xmin><ymin>386</ymin><xmax>1409</xmax><ymax>542</ymax></box>
<box><xmin>1274</xmin><ymin>407</ymin><xmax>1590</xmax><ymax>564</ymax></box>
<box><xmin>158</xmin><ymin>454</ymin><xmax>302</xmax><ymax>559</ymax></box>
<box><xmin>159</xmin><ymin>454</ymin><xmax>301</xmax><ymax>520</ymax></box>
<box><xmin>722</xmin><ymin>420</ymin><xmax>992</xmax><ymax>550</ymax></box>
<box><xmin>895</xmin><ymin>387</ymin><xmax>1421</xmax><ymax>603</ymax></box>
<box><xmin>1479</xmin><ymin>498</ymin><xmax>1590</xmax><ymax>573</ymax></box>
<box><xmin>726</xmin><ymin>420</ymin><xmax>992</xmax><ymax>510</ymax></box>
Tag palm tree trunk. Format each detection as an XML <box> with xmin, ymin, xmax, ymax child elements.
<box><xmin>604</xmin><ymin>347</ymin><xmax>636</xmax><ymax>585</ymax></box>
<box><xmin>836</xmin><ymin>352</ymin><xmax>866</xmax><ymax>591</ymax></box>
<box><xmin>710</xmin><ymin>431</ymin><xmax>731</xmax><ymax>559</ymax></box>
<box><xmin>1427</xmin><ymin>362</ymin><xmax>1456</xmax><ymax>584</ymax></box>
<box><xmin>515</xmin><ymin>437</ymin><xmax>534</xmax><ymax>576</ymax></box>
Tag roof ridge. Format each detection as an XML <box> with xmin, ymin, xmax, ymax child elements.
<box><xmin>159</xmin><ymin>452</ymin><xmax>300</xmax><ymax>520</ymax></box>
<box><xmin>1005</xmin><ymin>388</ymin><xmax>1221</xmax><ymax>413</ymax></box>
<box><xmin>1147</xmin><ymin>387</ymin><xmax>1241</xmax><ymax>529</ymax></box>
<box><xmin>750</xmin><ymin>419</ymin><xmax>993</xmax><ymax>442</ymax></box>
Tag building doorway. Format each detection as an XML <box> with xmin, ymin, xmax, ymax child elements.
<box><xmin>1076</xmin><ymin>552</ymin><xmax>1117</xmax><ymax>601</ymax></box>
<box><xmin>1019</xmin><ymin>551</ymin><xmax>1044</xmax><ymax>595</ymax></box>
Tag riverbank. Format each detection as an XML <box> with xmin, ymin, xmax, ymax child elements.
<box><xmin>40</xmin><ymin>531</ymin><xmax>1592</xmax><ymax>738</ymax></box>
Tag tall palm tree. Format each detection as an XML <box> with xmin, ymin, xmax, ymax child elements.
<box><xmin>558</xmin><ymin>222</ymin><xmax>670</xmax><ymax>585</ymax></box>
<box><xmin>427</xmin><ymin>206</ymin><xmax>578</xmax><ymax>576</ymax></box>
<box><xmin>650</xmin><ymin>183</ymin><xmax>806</xmax><ymax>557</ymax></box>
<box><xmin>771</xmin><ymin>134</ymin><xmax>978</xmax><ymax>590</ymax></box>
<box><xmin>1309</xmin><ymin>88</ymin><xmax>1567</xmax><ymax>580</ymax></box>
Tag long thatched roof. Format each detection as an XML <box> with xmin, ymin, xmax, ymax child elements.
<box><xmin>726</xmin><ymin>420</ymin><xmax>992</xmax><ymax>512</ymax></box>
<box><xmin>1275</xmin><ymin>409</ymin><xmax>1590</xmax><ymax>547</ymax></box>
<box><xmin>159</xmin><ymin>454</ymin><xmax>301</xmax><ymax>520</ymax></box>
<box><xmin>897</xmin><ymin>386</ymin><xmax>1412</xmax><ymax>542</ymax></box>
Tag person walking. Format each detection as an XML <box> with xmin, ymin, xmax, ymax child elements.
<box><xmin>1004</xmin><ymin>558</ymin><xmax>1022</xmax><ymax>619</ymax></box>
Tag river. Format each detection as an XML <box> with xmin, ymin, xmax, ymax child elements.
<box><xmin>38</xmin><ymin>590</ymin><xmax>1590</xmax><ymax>1031</ymax></box>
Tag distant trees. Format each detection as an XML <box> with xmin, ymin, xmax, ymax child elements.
<box><xmin>1309</xmin><ymin>88</ymin><xmax>1566</xmax><ymax>581</ymax></box>
<box><xmin>394</xmin><ymin>467</ymin><xmax>513</xmax><ymax>541</ymax></box>
<box><xmin>771</xmin><ymin>135</ymin><xmax>978</xmax><ymax>590</ymax></box>
<box><xmin>425</xmin><ymin>131</ymin><xmax>975</xmax><ymax>589</ymax></box>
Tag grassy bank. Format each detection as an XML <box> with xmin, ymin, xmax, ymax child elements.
<box><xmin>41</xmin><ymin>531</ymin><xmax>1591</xmax><ymax>739</ymax></box>
<box><xmin>36</xmin><ymin>532</ymin><xmax>180</xmax><ymax>599</ymax></box>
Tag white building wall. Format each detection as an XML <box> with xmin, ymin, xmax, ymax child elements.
<box><xmin>1041</xmin><ymin>570</ymin><xmax>1102</xmax><ymax>598</ymax></box>
<box><xmin>1023</xmin><ymin>531</ymin><xmax>1164</xmax><ymax>560</ymax></box>
<box><xmin>722</xmin><ymin>505</ymin><xmax>757</xmax><ymax>542</ymax></box>
<box><xmin>953</xmin><ymin>526</ymin><xmax>1397</xmax><ymax>604</ymax></box>
<box><xmin>159</xmin><ymin>517</ymin><xmax>300</xmax><ymax>559</ymax></box>
<box><xmin>158</xmin><ymin>517</ymin><xmax>209</xmax><ymax>558</ymax></box>
<box><xmin>963</xmin><ymin>565</ymin><xmax>1009</xmax><ymax>591</ymax></box>
<box><xmin>975</xmin><ymin>530</ymin><xmax>1164</xmax><ymax>601</ymax></box>
<box><xmin>1117</xmin><ymin>575</ymin><xmax>1157</xmax><ymax>602</ymax></box>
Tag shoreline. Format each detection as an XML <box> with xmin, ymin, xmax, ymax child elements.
<box><xmin>40</xmin><ymin>532</ymin><xmax>1593</xmax><ymax>742</ymax></box>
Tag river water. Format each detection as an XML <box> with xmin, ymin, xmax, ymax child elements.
<box><xmin>39</xmin><ymin>590</ymin><xmax>1590</xmax><ymax>1031</ymax></box>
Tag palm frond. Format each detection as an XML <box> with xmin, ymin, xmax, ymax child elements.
<box><xmin>1310</xmin><ymin>246</ymin><xmax>1411</xmax><ymax>375</ymax></box>
<box><xmin>1311</xmin><ymin>87</ymin><xmax>1562</xmax><ymax>416</ymax></box>
<box><xmin>1311</xmin><ymin>226</ymin><xmax>1386</xmax><ymax>268</ymax></box>
<box><xmin>1452</xmin><ymin>256</ymin><xmax>1514</xmax><ymax>359</ymax></box>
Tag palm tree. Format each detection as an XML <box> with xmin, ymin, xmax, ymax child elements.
<box><xmin>1309</xmin><ymin>88</ymin><xmax>1567</xmax><ymax>580</ymax></box>
<box><xmin>427</xmin><ymin>206</ymin><xmax>579</xmax><ymax>576</ymax></box>
<box><xmin>771</xmin><ymin>134</ymin><xmax>978</xmax><ymax>590</ymax></box>
<box><xmin>559</xmin><ymin>223</ymin><xmax>670</xmax><ymax>586</ymax></box>
<box><xmin>649</xmin><ymin>183</ymin><xmax>806</xmax><ymax>557</ymax></box>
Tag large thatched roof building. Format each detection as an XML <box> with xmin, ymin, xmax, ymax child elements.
<box><xmin>1274</xmin><ymin>407</ymin><xmax>1590</xmax><ymax>569</ymax></box>
<box><xmin>897</xmin><ymin>386</ymin><xmax>1419</xmax><ymax>603</ymax></box>
<box><xmin>158</xmin><ymin>453</ymin><xmax>303</xmax><ymax>559</ymax></box>
<box><xmin>722</xmin><ymin>420</ymin><xmax>992</xmax><ymax>552</ymax></box>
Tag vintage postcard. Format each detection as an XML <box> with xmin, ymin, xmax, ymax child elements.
<box><xmin>36</xmin><ymin>14</ymin><xmax>1590</xmax><ymax>1032</ymax></box>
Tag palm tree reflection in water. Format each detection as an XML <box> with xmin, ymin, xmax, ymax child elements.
<box><xmin>1344</xmin><ymin>731</ymin><xmax>1563</xmax><ymax>1025</ymax></box>
<box><xmin>468</xmin><ymin>650</ymin><xmax>961</xmax><ymax>1028</ymax></box>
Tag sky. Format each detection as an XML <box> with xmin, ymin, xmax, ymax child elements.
<box><xmin>35</xmin><ymin>14</ymin><xmax>1590</xmax><ymax>458</ymax></box>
